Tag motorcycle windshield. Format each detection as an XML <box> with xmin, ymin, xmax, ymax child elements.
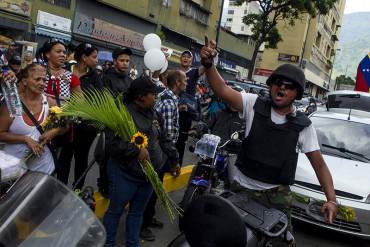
<box><xmin>0</xmin><ymin>172</ymin><xmax>106</xmax><ymax>247</ymax></box>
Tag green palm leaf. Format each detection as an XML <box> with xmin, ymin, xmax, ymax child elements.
<box><xmin>61</xmin><ymin>89</ymin><xmax>182</xmax><ymax>221</ymax></box>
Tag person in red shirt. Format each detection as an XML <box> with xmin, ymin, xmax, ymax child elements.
<box><xmin>39</xmin><ymin>40</ymin><xmax>81</xmax><ymax>105</ymax></box>
<box><xmin>38</xmin><ymin>40</ymin><xmax>82</xmax><ymax>182</ymax></box>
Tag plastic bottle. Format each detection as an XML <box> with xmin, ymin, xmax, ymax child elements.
<box><xmin>0</xmin><ymin>68</ymin><xmax>22</xmax><ymax>117</ymax></box>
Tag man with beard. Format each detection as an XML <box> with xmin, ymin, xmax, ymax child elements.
<box><xmin>200</xmin><ymin>40</ymin><xmax>337</xmax><ymax>246</ymax></box>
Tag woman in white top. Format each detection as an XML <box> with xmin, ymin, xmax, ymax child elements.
<box><xmin>0</xmin><ymin>64</ymin><xmax>67</xmax><ymax>174</ymax></box>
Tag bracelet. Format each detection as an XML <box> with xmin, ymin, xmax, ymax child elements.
<box><xmin>327</xmin><ymin>200</ymin><xmax>337</xmax><ymax>206</ymax></box>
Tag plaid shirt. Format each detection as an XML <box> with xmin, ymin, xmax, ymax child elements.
<box><xmin>155</xmin><ymin>88</ymin><xmax>179</xmax><ymax>144</ymax></box>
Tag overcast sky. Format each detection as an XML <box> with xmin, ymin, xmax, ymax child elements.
<box><xmin>344</xmin><ymin>0</ymin><xmax>370</xmax><ymax>14</ymax></box>
<box><xmin>223</xmin><ymin>0</ymin><xmax>370</xmax><ymax>14</ymax></box>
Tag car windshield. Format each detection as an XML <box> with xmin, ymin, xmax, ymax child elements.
<box><xmin>294</xmin><ymin>98</ymin><xmax>309</xmax><ymax>107</ymax></box>
<box><xmin>327</xmin><ymin>93</ymin><xmax>370</xmax><ymax>112</ymax></box>
<box><xmin>311</xmin><ymin>116</ymin><xmax>370</xmax><ymax>160</ymax></box>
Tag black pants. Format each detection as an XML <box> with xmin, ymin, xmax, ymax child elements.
<box><xmin>57</xmin><ymin>123</ymin><xmax>97</xmax><ymax>189</ymax></box>
<box><xmin>141</xmin><ymin>162</ymin><xmax>169</xmax><ymax>229</ymax></box>
<box><xmin>176</xmin><ymin>112</ymin><xmax>192</xmax><ymax>166</ymax></box>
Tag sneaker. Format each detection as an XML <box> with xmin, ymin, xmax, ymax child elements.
<box><xmin>148</xmin><ymin>217</ymin><xmax>164</xmax><ymax>229</ymax></box>
<box><xmin>140</xmin><ymin>228</ymin><xmax>155</xmax><ymax>241</ymax></box>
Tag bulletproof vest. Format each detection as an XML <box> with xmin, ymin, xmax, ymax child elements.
<box><xmin>235</xmin><ymin>97</ymin><xmax>311</xmax><ymax>185</ymax></box>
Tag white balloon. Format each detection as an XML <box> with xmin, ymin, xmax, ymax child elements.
<box><xmin>160</xmin><ymin>59</ymin><xmax>168</xmax><ymax>74</ymax></box>
<box><xmin>143</xmin><ymin>33</ymin><xmax>161</xmax><ymax>51</ymax></box>
<box><xmin>144</xmin><ymin>49</ymin><xmax>166</xmax><ymax>72</ymax></box>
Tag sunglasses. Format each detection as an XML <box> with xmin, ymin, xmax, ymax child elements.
<box><xmin>273</xmin><ymin>79</ymin><xmax>296</xmax><ymax>90</ymax></box>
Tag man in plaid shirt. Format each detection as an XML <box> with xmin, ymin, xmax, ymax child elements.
<box><xmin>155</xmin><ymin>70</ymin><xmax>187</xmax><ymax>144</ymax></box>
<box><xmin>140</xmin><ymin>70</ymin><xmax>187</xmax><ymax>241</ymax></box>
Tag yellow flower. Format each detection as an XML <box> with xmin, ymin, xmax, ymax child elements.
<box><xmin>50</xmin><ymin>106</ymin><xmax>62</xmax><ymax>115</ymax></box>
<box><xmin>130</xmin><ymin>131</ymin><xmax>148</xmax><ymax>149</ymax></box>
<box><xmin>41</xmin><ymin>115</ymin><xmax>51</xmax><ymax>129</ymax></box>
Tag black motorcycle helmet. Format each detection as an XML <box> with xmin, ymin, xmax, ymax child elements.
<box><xmin>266</xmin><ymin>64</ymin><xmax>305</xmax><ymax>100</ymax></box>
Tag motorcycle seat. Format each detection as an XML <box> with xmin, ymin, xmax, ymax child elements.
<box><xmin>182</xmin><ymin>194</ymin><xmax>247</xmax><ymax>247</ymax></box>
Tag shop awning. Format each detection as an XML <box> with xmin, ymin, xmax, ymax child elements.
<box><xmin>35</xmin><ymin>26</ymin><xmax>71</xmax><ymax>42</ymax></box>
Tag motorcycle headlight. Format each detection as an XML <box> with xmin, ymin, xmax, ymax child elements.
<box><xmin>366</xmin><ymin>194</ymin><xmax>370</xmax><ymax>204</ymax></box>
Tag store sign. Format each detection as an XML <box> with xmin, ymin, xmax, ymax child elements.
<box><xmin>278</xmin><ymin>53</ymin><xmax>299</xmax><ymax>63</ymax></box>
<box><xmin>74</xmin><ymin>13</ymin><xmax>145</xmax><ymax>51</ymax></box>
<box><xmin>73</xmin><ymin>13</ymin><xmax>94</xmax><ymax>36</ymax></box>
<box><xmin>218</xmin><ymin>58</ymin><xmax>236</xmax><ymax>70</ymax></box>
<box><xmin>0</xmin><ymin>0</ymin><xmax>31</xmax><ymax>17</ymax></box>
<box><xmin>254</xmin><ymin>68</ymin><xmax>273</xmax><ymax>77</ymax></box>
<box><xmin>37</xmin><ymin>10</ymin><xmax>71</xmax><ymax>32</ymax></box>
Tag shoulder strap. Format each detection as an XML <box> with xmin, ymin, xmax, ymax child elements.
<box><xmin>21</xmin><ymin>101</ymin><xmax>57</xmax><ymax>158</ymax></box>
<box><xmin>21</xmin><ymin>101</ymin><xmax>44</xmax><ymax>134</ymax></box>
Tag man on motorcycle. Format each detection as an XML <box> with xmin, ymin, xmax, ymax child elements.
<box><xmin>200</xmin><ymin>39</ymin><xmax>337</xmax><ymax>244</ymax></box>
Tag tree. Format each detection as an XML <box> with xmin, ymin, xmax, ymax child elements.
<box><xmin>334</xmin><ymin>74</ymin><xmax>355</xmax><ymax>90</ymax></box>
<box><xmin>235</xmin><ymin>0</ymin><xmax>338</xmax><ymax>80</ymax></box>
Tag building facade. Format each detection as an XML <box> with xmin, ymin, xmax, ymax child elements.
<box><xmin>224</xmin><ymin>0</ymin><xmax>260</xmax><ymax>36</ymax></box>
<box><xmin>0</xmin><ymin>0</ymin><xmax>76</xmax><ymax>67</ymax></box>
<box><xmin>0</xmin><ymin>0</ymin><xmax>256</xmax><ymax>77</ymax></box>
<box><xmin>254</xmin><ymin>0</ymin><xmax>346</xmax><ymax>99</ymax></box>
<box><xmin>72</xmin><ymin>0</ymin><xmax>256</xmax><ymax>78</ymax></box>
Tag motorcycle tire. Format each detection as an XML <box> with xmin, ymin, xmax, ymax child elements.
<box><xmin>179</xmin><ymin>185</ymin><xmax>204</xmax><ymax>231</ymax></box>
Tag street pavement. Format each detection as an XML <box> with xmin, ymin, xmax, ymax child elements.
<box><xmin>73</xmin><ymin>137</ymin><xmax>370</xmax><ymax>247</ymax></box>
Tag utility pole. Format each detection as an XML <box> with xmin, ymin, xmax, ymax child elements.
<box><xmin>330</xmin><ymin>48</ymin><xmax>341</xmax><ymax>90</ymax></box>
<box><xmin>215</xmin><ymin>0</ymin><xmax>226</xmax><ymax>45</ymax></box>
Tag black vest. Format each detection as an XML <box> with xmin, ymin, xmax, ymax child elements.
<box><xmin>235</xmin><ymin>97</ymin><xmax>311</xmax><ymax>185</ymax></box>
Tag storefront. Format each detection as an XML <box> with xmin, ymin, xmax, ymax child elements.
<box><xmin>0</xmin><ymin>0</ymin><xmax>32</xmax><ymax>42</ymax></box>
<box><xmin>34</xmin><ymin>10</ymin><xmax>72</xmax><ymax>46</ymax></box>
<box><xmin>73</xmin><ymin>0</ymin><xmax>157</xmax><ymax>70</ymax></box>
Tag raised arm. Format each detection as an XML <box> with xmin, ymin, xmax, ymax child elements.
<box><xmin>200</xmin><ymin>38</ymin><xmax>243</xmax><ymax>112</ymax></box>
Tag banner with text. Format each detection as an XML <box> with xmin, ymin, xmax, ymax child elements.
<box><xmin>74</xmin><ymin>13</ymin><xmax>145</xmax><ymax>51</ymax></box>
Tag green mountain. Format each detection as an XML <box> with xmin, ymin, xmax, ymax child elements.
<box><xmin>333</xmin><ymin>12</ymin><xmax>370</xmax><ymax>80</ymax></box>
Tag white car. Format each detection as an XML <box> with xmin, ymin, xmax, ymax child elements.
<box><xmin>291</xmin><ymin>106</ymin><xmax>370</xmax><ymax>239</ymax></box>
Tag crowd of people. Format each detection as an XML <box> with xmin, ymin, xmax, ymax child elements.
<box><xmin>0</xmin><ymin>37</ymin><xmax>339</xmax><ymax>247</ymax></box>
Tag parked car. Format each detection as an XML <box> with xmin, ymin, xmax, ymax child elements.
<box><xmin>326</xmin><ymin>90</ymin><xmax>370</xmax><ymax>112</ymax></box>
<box><xmin>291</xmin><ymin>105</ymin><xmax>370</xmax><ymax>239</ymax></box>
<box><xmin>226</xmin><ymin>80</ymin><xmax>269</xmax><ymax>97</ymax></box>
<box><xmin>294</xmin><ymin>97</ymin><xmax>317</xmax><ymax>115</ymax></box>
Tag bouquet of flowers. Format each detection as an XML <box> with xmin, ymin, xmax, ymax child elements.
<box><xmin>23</xmin><ymin>106</ymin><xmax>72</xmax><ymax>164</ymax></box>
<box><xmin>60</xmin><ymin>89</ymin><xmax>182</xmax><ymax>221</ymax></box>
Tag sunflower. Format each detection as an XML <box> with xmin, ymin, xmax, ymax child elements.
<box><xmin>131</xmin><ymin>131</ymin><xmax>149</xmax><ymax>149</ymax></box>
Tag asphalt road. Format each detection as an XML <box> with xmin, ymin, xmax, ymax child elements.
<box><xmin>73</xmin><ymin>137</ymin><xmax>370</xmax><ymax>247</ymax></box>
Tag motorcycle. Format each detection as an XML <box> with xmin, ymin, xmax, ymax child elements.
<box><xmin>169</xmin><ymin>192</ymin><xmax>294</xmax><ymax>247</ymax></box>
<box><xmin>180</xmin><ymin>131</ymin><xmax>242</xmax><ymax>212</ymax></box>
<box><xmin>0</xmin><ymin>171</ymin><xmax>106</xmax><ymax>247</ymax></box>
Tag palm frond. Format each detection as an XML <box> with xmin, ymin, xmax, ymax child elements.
<box><xmin>61</xmin><ymin>89</ymin><xmax>136</xmax><ymax>140</ymax></box>
<box><xmin>61</xmin><ymin>89</ymin><xmax>181</xmax><ymax>221</ymax></box>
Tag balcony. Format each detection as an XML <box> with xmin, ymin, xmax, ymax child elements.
<box><xmin>326</xmin><ymin>59</ymin><xmax>333</xmax><ymax>69</ymax></box>
<box><xmin>331</xmin><ymin>34</ymin><xmax>339</xmax><ymax>42</ymax></box>
<box><xmin>179</xmin><ymin>0</ymin><xmax>210</xmax><ymax>26</ymax></box>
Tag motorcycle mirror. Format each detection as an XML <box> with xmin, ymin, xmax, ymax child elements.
<box><xmin>231</xmin><ymin>132</ymin><xmax>239</xmax><ymax>140</ymax></box>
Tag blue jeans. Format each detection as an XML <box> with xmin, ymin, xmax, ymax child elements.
<box><xmin>103</xmin><ymin>159</ymin><xmax>153</xmax><ymax>247</ymax></box>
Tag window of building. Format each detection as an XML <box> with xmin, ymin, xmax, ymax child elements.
<box><xmin>228</xmin><ymin>10</ymin><xmax>234</xmax><ymax>14</ymax></box>
<box><xmin>331</xmin><ymin>18</ymin><xmax>336</xmax><ymax>32</ymax></box>
<box><xmin>315</xmin><ymin>32</ymin><xmax>322</xmax><ymax>48</ymax></box>
<box><xmin>162</xmin><ymin>0</ymin><xmax>171</xmax><ymax>7</ymax></box>
<box><xmin>326</xmin><ymin>45</ymin><xmax>331</xmax><ymax>58</ymax></box>
<box><xmin>42</xmin><ymin>0</ymin><xmax>71</xmax><ymax>8</ymax></box>
<box><xmin>227</xmin><ymin>18</ymin><xmax>233</xmax><ymax>22</ymax></box>
<box><xmin>180</xmin><ymin>0</ymin><xmax>210</xmax><ymax>25</ymax></box>
<box><xmin>229</xmin><ymin>0</ymin><xmax>237</xmax><ymax>6</ymax></box>
<box><xmin>244</xmin><ymin>9</ymin><xmax>248</xmax><ymax>14</ymax></box>
<box><xmin>241</xmin><ymin>26</ymin><xmax>244</xmax><ymax>31</ymax></box>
